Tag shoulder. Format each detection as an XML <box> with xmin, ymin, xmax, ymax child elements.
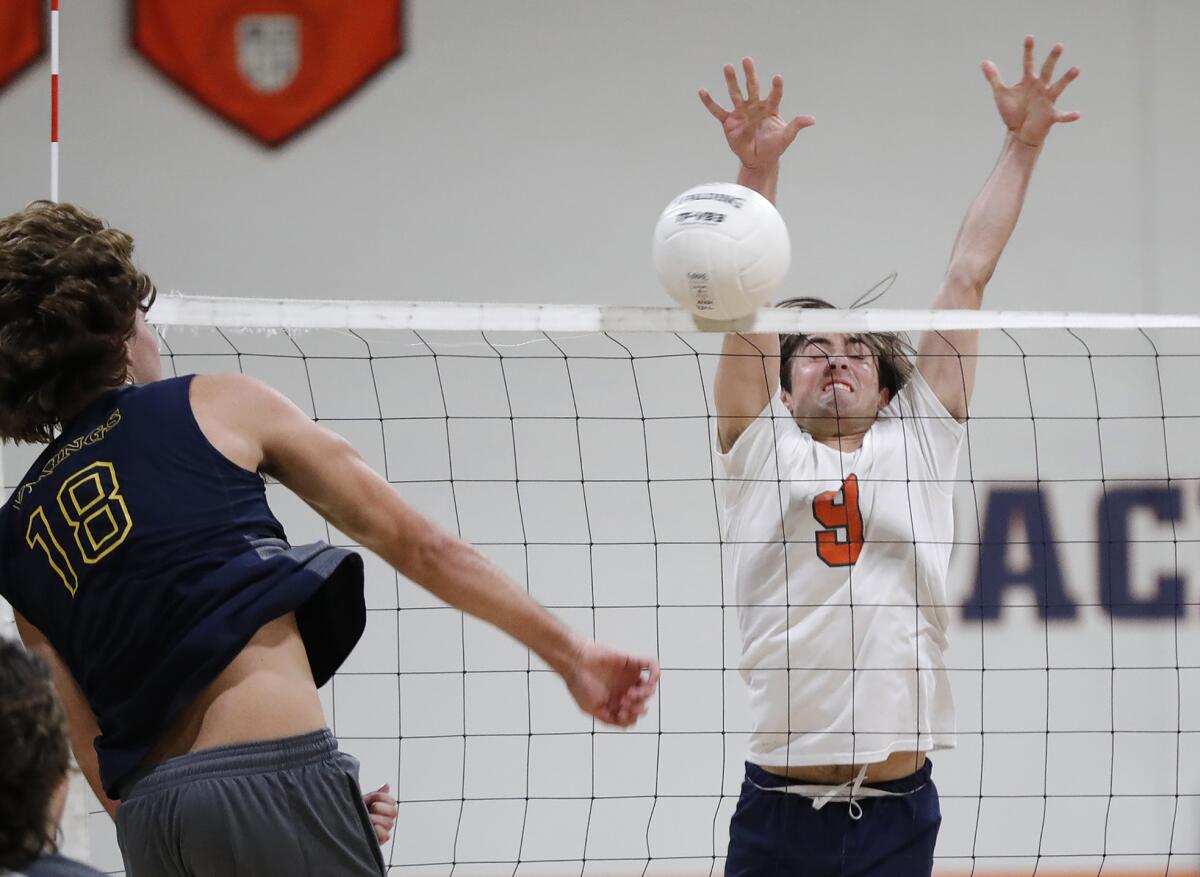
<box><xmin>188</xmin><ymin>374</ymin><xmax>293</xmax><ymax>473</ymax></box>
<box><xmin>872</xmin><ymin>371</ymin><xmax>965</xmax><ymax>479</ymax></box>
<box><xmin>718</xmin><ymin>393</ymin><xmax>808</xmax><ymax>476</ymax></box>
<box><xmin>189</xmin><ymin>372</ymin><xmax>280</xmax><ymax>405</ymax></box>
<box><xmin>189</xmin><ymin>373</ymin><xmax>299</xmax><ymax>428</ymax></box>
<box><xmin>882</xmin><ymin>370</ymin><xmax>962</xmax><ymax>428</ymax></box>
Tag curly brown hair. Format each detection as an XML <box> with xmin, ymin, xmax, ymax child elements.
<box><xmin>0</xmin><ymin>201</ymin><xmax>155</xmax><ymax>443</ymax></box>
<box><xmin>0</xmin><ymin>638</ymin><xmax>70</xmax><ymax>870</ymax></box>
<box><xmin>776</xmin><ymin>296</ymin><xmax>913</xmax><ymax>399</ymax></box>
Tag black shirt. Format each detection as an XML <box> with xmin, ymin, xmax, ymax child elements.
<box><xmin>0</xmin><ymin>377</ymin><xmax>365</xmax><ymax>797</ymax></box>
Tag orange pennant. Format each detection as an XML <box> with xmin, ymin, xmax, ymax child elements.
<box><xmin>133</xmin><ymin>0</ymin><xmax>403</xmax><ymax>146</ymax></box>
<box><xmin>0</xmin><ymin>0</ymin><xmax>43</xmax><ymax>91</ymax></box>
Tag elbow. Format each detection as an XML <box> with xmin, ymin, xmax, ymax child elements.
<box><xmin>940</xmin><ymin>265</ymin><xmax>989</xmax><ymax>308</ymax></box>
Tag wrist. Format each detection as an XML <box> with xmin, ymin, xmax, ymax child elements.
<box><xmin>1006</xmin><ymin>130</ymin><xmax>1043</xmax><ymax>151</ymax></box>
<box><xmin>542</xmin><ymin>625</ymin><xmax>585</xmax><ymax>679</ymax></box>
<box><xmin>738</xmin><ymin>161</ymin><xmax>778</xmax><ymax>180</ymax></box>
<box><xmin>737</xmin><ymin>162</ymin><xmax>780</xmax><ymax>201</ymax></box>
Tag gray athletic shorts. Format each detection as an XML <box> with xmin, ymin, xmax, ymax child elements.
<box><xmin>115</xmin><ymin>729</ymin><xmax>386</xmax><ymax>877</ymax></box>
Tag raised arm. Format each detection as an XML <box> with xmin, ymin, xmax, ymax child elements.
<box><xmin>700</xmin><ymin>59</ymin><xmax>815</xmax><ymax>452</ymax></box>
<box><xmin>919</xmin><ymin>36</ymin><xmax>1081</xmax><ymax>420</ymax></box>
<box><xmin>191</xmin><ymin>374</ymin><xmax>659</xmax><ymax>727</ymax></box>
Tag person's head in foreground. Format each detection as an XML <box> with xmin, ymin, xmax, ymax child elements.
<box><xmin>776</xmin><ymin>296</ymin><xmax>913</xmax><ymax>440</ymax></box>
<box><xmin>0</xmin><ymin>638</ymin><xmax>70</xmax><ymax>871</ymax></box>
<box><xmin>0</xmin><ymin>201</ymin><xmax>161</xmax><ymax>444</ymax></box>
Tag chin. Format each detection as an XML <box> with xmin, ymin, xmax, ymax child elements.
<box><xmin>814</xmin><ymin>396</ymin><xmax>862</xmax><ymax>418</ymax></box>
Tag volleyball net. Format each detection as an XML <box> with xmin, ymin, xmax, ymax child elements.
<box><xmin>3</xmin><ymin>295</ymin><xmax>1197</xmax><ymax>876</ymax></box>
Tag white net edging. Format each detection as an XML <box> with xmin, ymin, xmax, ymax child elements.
<box><xmin>151</xmin><ymin>293</ymin><xmax>1200</xmax><ymax>334</ymax></box>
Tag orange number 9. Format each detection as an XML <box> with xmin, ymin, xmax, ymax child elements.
<box><xmin>812</xmin><ymin>474</ymin><xmax>864</xmax><ymax>567</ymax></box>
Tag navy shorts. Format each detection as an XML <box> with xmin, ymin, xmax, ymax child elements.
<box><xmin>726</xmin><ymin>759</ymin><xmax>941</xmax><ymax>877</ymax></box>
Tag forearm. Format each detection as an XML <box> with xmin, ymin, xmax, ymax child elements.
<box><xmin>944</xmin><ymin>132</ymin><xmax>1042</xmax><ymax>297</ymax></box>
<box><xmin>737</xmin><ymin>162</ymin><xmax>779</xmax><ymax>204</ymax></box>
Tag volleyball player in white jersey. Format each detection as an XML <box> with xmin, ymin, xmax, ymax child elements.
<box><xmin>699</xmin><ymin>38</ymin><xmax>1080</xmax><ymax>875</ymax></box>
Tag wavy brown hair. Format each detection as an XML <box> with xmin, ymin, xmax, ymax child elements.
<box><xmin>0</xmin><ymin>639</ymin><xmax>70</xmax><ymax>870</ymax></box>
<box><xmin>776</xmin><ymin>296</ymin><xmax>913</xmax><ymax>399</ymax></box>
<box><xmin>0</xmin><ymin>201</ymin><xmax>155</xmax><ymax>443</ymax></box>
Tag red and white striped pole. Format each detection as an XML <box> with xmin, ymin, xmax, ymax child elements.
<box><xmin>50</xmin><ymin>0</ymin><xmax>60</xmax><ymax>202</ymax></box>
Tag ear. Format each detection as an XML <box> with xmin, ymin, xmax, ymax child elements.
<box><xmin>877</xmin><ymin>387</ymin><xmax>891</xmax><ymax>411</ymax></box>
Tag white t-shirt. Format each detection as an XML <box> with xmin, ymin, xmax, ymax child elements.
<box><xmin>716</xmin><ymin>369</ymin><xmax>965</xmax><ymax>768</ymax></box>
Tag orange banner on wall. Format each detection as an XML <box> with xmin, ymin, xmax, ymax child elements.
<box><xmin>0</xmin><ymin>0</ymin><xmax>43</xmax><ymax>91</ymax></box>
<box><xmin>132</xmin><ymin>0</ymin><xmax>403</xmax><ymax>146</ymax></box>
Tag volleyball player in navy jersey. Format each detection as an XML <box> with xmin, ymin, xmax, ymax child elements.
<box><xmin>0</xmin><ymin>202</ymin><xmax>660</xmax><ymax>877</ymax></box>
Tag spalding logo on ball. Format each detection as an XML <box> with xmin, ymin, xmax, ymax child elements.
<box><xmin>652</xmin><ymin>182</ymin><xmax>790</xmax><ymax>320</ymax></box>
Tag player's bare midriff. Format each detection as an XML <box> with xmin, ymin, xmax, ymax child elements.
<box><xmin>762</xmin><ymin>749</ymin><xmax>927</xmax><ymax>784</ymax></box>
<box><xmin>144</xmin><ymin>612</ymin><xmax>326</xmax><ymax>765</ymax></box>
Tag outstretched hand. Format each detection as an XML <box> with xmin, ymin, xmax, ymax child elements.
<box><xmin>699</xmin><ymin>57</ymin><xmax>815</xmax><ymax>170</ymax></box>
<box><xmin>982</xmin><ymin>35</ymin><xmax>1081</xmax><ymax>147</ymax></box>
<box><xmin>564</xmin><ymin>639</ymin><xmax>660</xmax><ymax>727</ymax></box>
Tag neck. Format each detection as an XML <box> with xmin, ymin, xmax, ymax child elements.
<box><xmin>810</xmin><ymin>428</ymin><xmax>869</xmax><ymax>453</ymax></box>
<box><xmin>797</xmin><ymin>413</ymin><xmax>875</xmax><ymax>452</ymax></box>
<box><xmin>57</xmin><ymin>380</ymin><xmax>132</xmax><ymax>431</ymax></box>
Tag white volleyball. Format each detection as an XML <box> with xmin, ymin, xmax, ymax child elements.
<box><xmin>652</xmin><ymin>182</ymin><xmax>790</xmax><ymax>320</ymax></box>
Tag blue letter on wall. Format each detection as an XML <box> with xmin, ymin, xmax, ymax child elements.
<box><xmin>1098</xmin><ymin>486</ymin><xmax>1185</xmax><ymax>619</ymax></box>
<box><xmin>963</xmin><ymin>488</ymin><xmax>1075</xmax><ymax>620</ymax></box>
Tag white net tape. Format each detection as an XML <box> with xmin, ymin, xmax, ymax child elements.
<box><xmin>154</xmin><ymin>292</ymin><xmax>1200</xmax><ymax>334</ymax></box>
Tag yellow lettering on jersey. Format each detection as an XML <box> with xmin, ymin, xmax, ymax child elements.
<box><xmin>26</xmin><ymin>506</ymin><xmax>80</xmax><ymax>596</ymax></box>
<box><xmin>57</xmin><ymin>462</ymin><xmax>133</xmax><ymax>564</ymax></box>
<box><xmin>11</xmin><ymin>409</ymin><xmax>122</xmax><ymax>511</ymax></box>
<box><xmin>25</xmin><ymin>461</ymin><xmax>134</xmax><ymax>597</ymax></box>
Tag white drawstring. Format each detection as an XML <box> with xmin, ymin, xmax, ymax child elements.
<box><xmin>750</xmin><ymin>764</ymin><xmax>925</xmax><ymax>822</ymax></box>
<box><xmin>810</xmin><ymin>764</ymin><xmax>870</xmax><ymax>819</ymax></box>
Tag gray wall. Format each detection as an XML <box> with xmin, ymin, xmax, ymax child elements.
<box><xmin>2</xmin><ymin>1</ymin><xmax>1197</xmax><ymax>315</ymax></box>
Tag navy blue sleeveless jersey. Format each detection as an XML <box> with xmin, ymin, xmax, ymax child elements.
<box><xmin>0</xmin><ymin>376</ymin><xmax>365</xmax><ymax>798</ymax></box>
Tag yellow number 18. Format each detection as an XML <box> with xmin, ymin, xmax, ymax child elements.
<box><xmin>25</xmin><ymin>461</ymin><xmax>133</xmax><ymax>597</ymax></box>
